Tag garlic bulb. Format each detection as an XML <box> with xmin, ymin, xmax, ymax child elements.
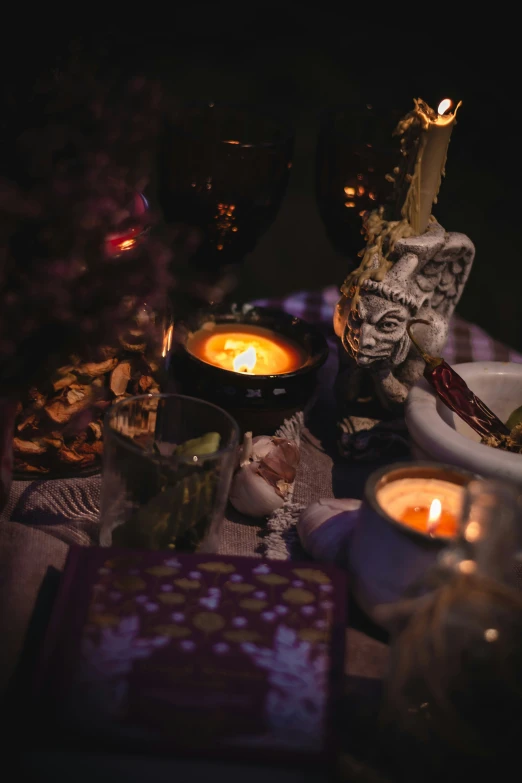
<box><xmin>297</xmin><ymin>497</ymin><xmax>362</xmax><ymax>564</ymax></box>
<box><xmin>229</xmin><ymin>431</ymin><xmax>300</xmax><ymax>518</ymax></box>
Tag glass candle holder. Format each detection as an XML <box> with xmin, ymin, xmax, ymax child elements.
<box><xmin>347</xmin><ymin>461</ymin><xmax>477</xmax><ymax>623</ymax></box>
<box><xmin>99</xmin><ymin>394</ymin><xmax>240</xmax><ymax>552</ymax></box>
<box><xmin>381</xmin><ymin>477</ymin><xmax>522</xmax><ymax>781</ymax></box>
<box><xmin>12</xmin><ymin>192</ymin><xmax>172</xmax><ymax>479</ymax></box>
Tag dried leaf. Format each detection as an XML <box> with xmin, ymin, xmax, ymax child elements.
<box><xmin>97</xmin><ymin>346</ymin><xmax>119</xmax><ymax>360</ymax></box>
<box><xmin>58</xmin><ymin>446</ymin><xmax>93</xmax><ymax>464</ymax></box>
<box><xmin>28</xmin><ymin>388</ymin><xmax>46</xmax><ymax>408</ymax></box>
<box><xmin>77</xmin><ymin>441</ymin><xmax>103</xmax><ymax>456</ymax></box>
<box><xmin>14</xmin><ymin>461</ymin><xmax>49</xmax><ymax>474</ymax></box>
<box><xmin>56</xmin><ymin>365</ymin><xmax>75</xmax><ymax>376</ymax></box>
<box><xmin>16</xmin><ymin>413</ymin><xmax>37</xmax><ymax>432</ymax></box>
<box><xmin>52</xmin><ymin>373</ymin><xmax>76</xmax><ymax>391</ymax></box>
<box><xmin>110</xmin><ymin>360</ymin><xmax>132</xmax><ymax>396</ymax></box>
<box><xmin>138</xmin><ymin>374</ymin><xmax>154</xmax><ymax>392</ymax></box>
<box><xmin>76</xmin><ymin>358</ymin><xmax>118</xmax><ymax>377</ymax></box>
<box><xmin>88</xmin><ymin>421</ymin><xmax>103</xmax><ymax>440</ymax></box>
<box><xmin>45</xmin><ymin>398</ymin><xmax>89</xmax><ymax>424</ymax></box>
<box><xmin>13</xmin><ymin>437</ymin><xmax>47</xmax><ymax>455</ymax></box>
<box><xmin>113</xmin><ymin>394</ymin><xmax>132</xmax><ymax>405</ymax></box>
<box><xmin>42</xmin><ymin>436</ymin><xmax>63</xmax><ymax>449</ymax></box>
<box><xmin>119</xmin><ymin>336</ymin><xmax>147</xmax><ymax>352</ymax></box>
<box><xmin>66</xmin><ymin>386</ymin><xmax>87</xmax><ymax>404</ymax></box>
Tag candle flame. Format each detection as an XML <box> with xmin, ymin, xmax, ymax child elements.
<box><xmin>118</xmin><ymin>238</ymin><xmax>136</xmax><ymax>251</ymax></box>
<box><xmin>233</xmin><ymin>346</ymin><xmax>257</xmax><ymax>373</ymax></box>
<box><xmin>427</xmin><ymin>498</ymin><xmax>442</xmax><ymax>533</ymax></box>
<box><xmin>161</xmin><ymin>325</ymin><xmax>173</xmax><ymax>358</ymax></box>
<box><xmin>437</xmin><ymin>98</ymin><xmax>452</xmax><ymax>116</ymax></box>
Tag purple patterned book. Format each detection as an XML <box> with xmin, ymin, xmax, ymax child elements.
<box><xmin>33</xmin><ymin>548</ymin><xmax>347</xmax><ymax>768</ymax></box>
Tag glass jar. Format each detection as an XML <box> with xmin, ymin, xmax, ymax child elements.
<box><xmin>381</xmin><ymin>478</ymin><xmax>522</xmax><ymax>781</ymax></box>
<box><xmin>12</xmin><ymin>194</ymin><xmax>173</xmax><ymax>478</ymax></box>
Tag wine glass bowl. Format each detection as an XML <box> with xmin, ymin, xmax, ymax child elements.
<box><xmin>158</xmin><ymin>104</ymin><xmax>294</xmax><ymax>309</ymax></box>
<box><xmin>315</xmin><ymin>103</ymin><xmax>401</xmax><ymax>263</ymax></box>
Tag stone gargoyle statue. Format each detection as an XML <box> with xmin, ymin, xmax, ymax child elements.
<box><xmin>333</xmin><ymin>220</ymin><xmax>475</xmax><ymax>411</ymax></box>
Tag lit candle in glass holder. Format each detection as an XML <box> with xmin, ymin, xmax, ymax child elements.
<box><xmin>377</xmin><ymin>477</ymin><xmax>461</xmax><ymax>539</ymax></box>
<box><xmin>347</xmin><ymin>462</ymin><xmax>475</xmax><ymax>624</ymax></box>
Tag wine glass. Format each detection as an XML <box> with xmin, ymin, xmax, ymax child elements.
<box><xmin>157</xmin><ymin>103</ymin><xmax>294</xmax><ymax>315</ymax></box>
<box><xmin>315</xmin><ymin>102</ymin><xmax>401</xmax><ymax>265</ymax></box>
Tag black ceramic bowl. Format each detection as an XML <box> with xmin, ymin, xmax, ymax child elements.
<box><xmin>167</xmin><ymin>305</ymin><xmax>329</xmax><ymax>434</ymax></box>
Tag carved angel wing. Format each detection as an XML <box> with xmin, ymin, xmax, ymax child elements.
<box><xmin>393</xmin><ymin>224</ymin><xmax>475</xmax><ymax>317</ymax></box>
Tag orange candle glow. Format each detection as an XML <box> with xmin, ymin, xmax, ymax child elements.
<box><xmin>399</xmin><ymin>497</ymin><xmax>458</xmax><ymax>538</ymax></box>
<box><xmin>377</xmin><ymin>478</ymin><xmax>463</xmax><ymax>539</ymax></box>
<box><xmin>186</xmin><ymin>324</ymin><xmax>307</xmax><ymax>375</ymax></box>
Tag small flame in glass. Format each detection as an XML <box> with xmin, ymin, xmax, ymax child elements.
<box><xmin>233</xmin><ymin>346</ymin><xmax>257</xmax><ymax>373</ymax></box>
<box><xmin>427</xmin><ymin>498</ymin><xmax>442</xmax><ymax>533</ymax></box>
<box><xmin>162</xmin><ymin>325</ymin><xmax>173</xmax><ymax>358</ymax></box>
<box><xmin>437</xmin><ymin>98</ymin><xmax>452</xmax><ymax>116</ymax></box>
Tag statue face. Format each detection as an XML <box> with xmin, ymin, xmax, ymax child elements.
<box><xmin>343</xmin><ymin>294</ymin><xmax>411</xmax><ymax>366</ymax></box>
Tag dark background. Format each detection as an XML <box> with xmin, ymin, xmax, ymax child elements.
<box><xmin>4</xmin><ymin>12</ymin><xmax>520</xmax><ymax>350</ymax></box>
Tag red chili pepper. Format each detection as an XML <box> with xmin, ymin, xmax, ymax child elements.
<box><xmin>407</xmin><ymin>320</ymin><xmax>510</xmax><ymax>440</ymax></box>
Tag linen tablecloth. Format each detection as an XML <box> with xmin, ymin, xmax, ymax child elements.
<box><xmin>1</xmin><ymin>286</ymin><xmax>521</xmax><ymax>692</ymax></box>
<box><xmin>2</xmin><ymin>286</ymin><xmax>521</xmax><ymax>782</ymax></box>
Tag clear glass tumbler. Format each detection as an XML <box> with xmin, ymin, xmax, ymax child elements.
<box><xmin>99</xmin><ymin>394</ymin><xmax>240</xmax><ymax>552</ymax></box>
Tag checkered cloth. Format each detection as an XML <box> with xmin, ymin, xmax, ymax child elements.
<box><xmin>254</xmin><ymin>286</ymin><xmax>522</xmax><ymax>364</ymax></box>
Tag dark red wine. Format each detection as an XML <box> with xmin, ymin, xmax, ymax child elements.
<box><xmin>158</xmin><ymin>105</ymin><xmax>294</xmax><ymax>279</ymax></box>
<box><xmin>315</xmin><ymin>104</ymin><xmax>399</xmax><ymax>262</ymax></box>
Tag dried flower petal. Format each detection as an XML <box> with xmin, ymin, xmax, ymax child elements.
<box><xmin>76</xmin><ymin>358</ymin><xmax>118</xmax><ymax>378</ymax></box>
<box><xmin>52</xmin><ymin>374</ymin><xmax>76</xmax><ymax>391</ymax></box>
<box><xmin>13</xmin><ymin>437</ymin><xmax>47</xmax><ymax>455</ymax></box>
<box><xmin>14</xmin><ymin>462</ymin><xmax>49</xmax><ymax>474</ymax></box>
<box><xmin>45</xmin><ymin>398</ymin><xmax>90</xmax><ymax>424</ymax></box>
<box><xmin>110</xmin><ymin>360</ymin><xmax>132</xmax><ymax>396</ymax></box>
<box><xmin>16</xmin><ymin>413</ymin><xmax>37</xmax><ymax>432</ymax></box>
<box><xmin>58</xmin><ymin>446</ymin><xmax>94</xmax><ymax>464</ymax></box>
<box><xmin>88</xmin><ymin>421</ymin><xmax>103</xmax><ymax>440</ymax></box>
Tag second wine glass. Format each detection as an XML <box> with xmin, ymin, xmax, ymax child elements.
<box><xmin>158</xmin><ymin>103</ymin><xmax>294</xmax><ymax>313</ymax></box>
<box><xmin>315</xmin><ymin>102</ymin><xmax>401</xmax><ymax>265</ymax></box>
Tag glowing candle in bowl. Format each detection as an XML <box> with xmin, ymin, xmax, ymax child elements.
<box><xmin>186</xmin><ymin>323</ymin><xmax>307</xmax><ymax>376</ymax></box>
<box><xmin>168</xmin><ymin>306</ymin><xmax>328</xmax><ymax>434</ymax></box>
